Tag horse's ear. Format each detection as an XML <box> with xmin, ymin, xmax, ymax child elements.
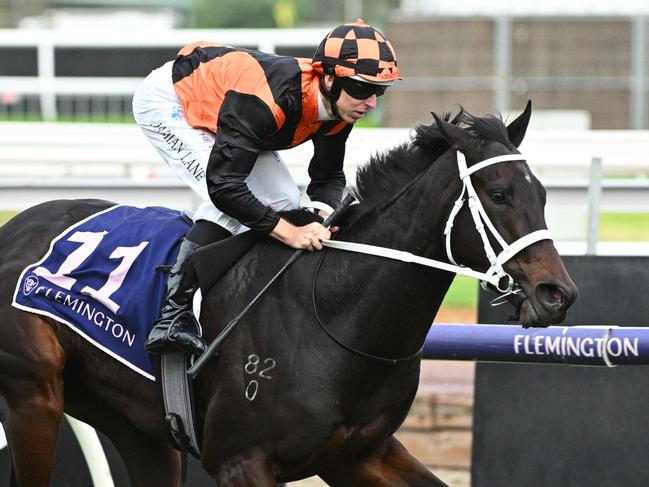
<box><xmin>507</xmin><ymin>100</ymin><xmax>532</xmax><ymax>148</ymax></box>
<box><xmin>431</xmin><ymin>112</ymin><xmax>474</xmax><ymax>150</ymax></box>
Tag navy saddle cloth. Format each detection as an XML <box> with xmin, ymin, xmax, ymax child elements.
<box><xmin>13</xmin><ymin>205</ymin><xmax>190</xmax><ymax>380</ymax></box>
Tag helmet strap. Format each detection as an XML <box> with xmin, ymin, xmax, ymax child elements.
<box><xmin>319</xmin><ymin>75</ymin><xmax>344</xmax><ymax>121</ymax></box>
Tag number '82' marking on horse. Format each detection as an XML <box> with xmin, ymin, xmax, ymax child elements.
<box><xmin>243</xmin><ymin>354</ymin><xmax>276</xmax><ymax>401</ymax></box>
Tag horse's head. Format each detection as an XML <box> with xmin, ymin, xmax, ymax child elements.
<box><xmin>432</xmin><ymin>101</ymin><xmax>577</xmax><ymax>326</ymax></box>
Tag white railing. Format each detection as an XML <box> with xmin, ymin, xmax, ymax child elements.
<box><xmin>0</xmin><ymin>28</ymin><xmax>325</xmax><ymax>121</ymax></box>
<box><xmin>1</xmin><ymin>20</ymin><xmax>648</xmax><ymax>129</ymax></box>
<box><xmin>1</xmin><ymin>122</ymin><xmax>648</xmax><ymax>243</ymax></box>
<box><xmin>0</xmin><ymin>122</ymin><xmax>410</xmax><ymax>182</ymax></box>
<box><xmin>2</xmin><ymin>122</ymin><xmax>649</xmax><ymax>180</ymax></box>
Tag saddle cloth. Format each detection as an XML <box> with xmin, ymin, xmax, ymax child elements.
<box><xmin>12</xmin><ymin>205</ymin><xmax>191</xmax><ymax>380</ymax></box>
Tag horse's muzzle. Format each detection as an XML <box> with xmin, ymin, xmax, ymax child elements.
<box><xmin>517</xmin><ymin>281</ymin><xmax>578</xmax><ymax>328</ymax></box>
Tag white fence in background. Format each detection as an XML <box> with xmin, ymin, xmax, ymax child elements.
<box><xmin>2</xmin><ymin>21</ymin><xmax>648</xmax><ymax>128</ymax></box>
<box><xmin>0</xmin><ymin>29</ymin><xmax>325</xmax><ymax>121</ymax></box>
<box><xmin>2</xmin><ymin>122</ymin><xmax>649</xmax><ymax>180</ymax></box>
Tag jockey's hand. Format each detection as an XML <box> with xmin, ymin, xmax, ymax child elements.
<box><xmin>271</xmin><ymin>218</ymin><xmax>331</xmax><ymax>251</ymax></box>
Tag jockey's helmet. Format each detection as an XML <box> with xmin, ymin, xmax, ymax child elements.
<box><xmin>313</xmin><ymin>20</ymin><xmax>401</xmax><ymax>111</ymax></box>
<box><xmin>312</xmin><ymin>20</ymin><xmax>401</xmax><ymax>85</ymax></box>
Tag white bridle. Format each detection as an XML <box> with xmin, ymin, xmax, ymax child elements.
<box><xmin>444</xmin><ymin>151</ymin><xmax>552</xmax><ymax>292</ymax></box>
<box><xmin>322</xmin><ymin>150</ymin><xmax>553</xmax><ymax>292</ymax></box>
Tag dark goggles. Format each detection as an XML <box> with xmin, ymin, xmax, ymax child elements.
<box><xmin>338</xmin><ymin>77</ymin><xmax>388</xmax><ymax>100</ymax></box>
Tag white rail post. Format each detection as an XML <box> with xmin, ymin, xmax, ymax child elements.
<box><xmin>66</xmin><ymin>415</ymin><xmax>115</xmax><ymax>487</ymax></box>
<box><xmin>37</xmin><ymin>35</ymin><xmax>57</xmax><ymax>121</ymax></box>
<box><xmin>494</xmin><ymin>15</ymin><xmax>512</xmax><ymax>112</ymax></box>
<box><xmin>586</xmin><ymin>156</ymin><xmax>603</xmax><ymax>255</ymax></box>
<box><xmin>631</xmin><ymin>16</ymin><xmax>647</xmax><ymax>129</ymax></box>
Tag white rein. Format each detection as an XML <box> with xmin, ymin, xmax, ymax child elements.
<box><xmin>322</xmin><ymin>150</ymin><xmax>553</xmax><ymax>292</ymax></box>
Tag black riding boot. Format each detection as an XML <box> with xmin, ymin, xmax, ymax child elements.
<box><xmin>145</xmin><ymin>238</ymin><xmax>205</xmax><ymax>356</ymax></box>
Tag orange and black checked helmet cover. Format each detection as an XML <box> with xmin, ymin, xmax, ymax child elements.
<box><xmin>312</xmin><ymin>20</ymin><xmax>401</xmax><ymax>83</ymax></box>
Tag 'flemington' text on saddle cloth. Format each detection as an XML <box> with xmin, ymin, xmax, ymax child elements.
<box><xmin>12</xmin><ymin>205</ymin><xmax>191</xmax><ymax>380</ymax></box>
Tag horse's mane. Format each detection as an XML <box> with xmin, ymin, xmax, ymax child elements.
<box><xmin>350</xmin><ymin>108</ymin><xmax>513</xmax><ymax>215</ymax></box>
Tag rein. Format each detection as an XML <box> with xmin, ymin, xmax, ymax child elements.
<box><xmin>312</xmin><ymin>245</ymin><xmax>424</xmax><ymax>366</ymax></box>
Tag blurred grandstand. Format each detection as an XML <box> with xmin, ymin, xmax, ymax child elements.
<box><xmin>0</xmin><ymin>0</ymin><xmax>648</xmax><ymax>129</ymax></box>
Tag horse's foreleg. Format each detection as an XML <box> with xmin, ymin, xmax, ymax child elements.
<box><xmin>0</xmin><ymin>314</ymin><xmax>65</xmax><ymax>486</ymax></box>
<box><xmin>319</xmin><ymin>436</ymin><xmax>449</xmax><ymax>487</ymax></box>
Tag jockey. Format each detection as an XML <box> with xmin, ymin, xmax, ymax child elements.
<box><xmin>132</xmin><ymin>20</ymin><xmax>401</xmax><ymax>357</ymax></box>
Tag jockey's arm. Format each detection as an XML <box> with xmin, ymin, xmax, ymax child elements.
<box><xmin>306</xmin><ymin>124</ymin><xmax>352</xmax><ymax>212</ymax></box>
<box><xmin>206</xmin><ymin>92</ymin><xmax>331</xmax><ymax>250</ymax></box>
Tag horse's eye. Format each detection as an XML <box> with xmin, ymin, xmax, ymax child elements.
<box><xmin>489</xmin><ymin>190</ymin><xmax>506</xmax><ymax>204</ymax></box>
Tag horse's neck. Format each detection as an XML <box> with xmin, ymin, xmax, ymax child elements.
<box><xmin>352</xmin><ymin>149</ymin><xmax>460</xmax><ymax>257</ymax></box>
<box><xmin>319</xmin><ymin>152</ymin><xmax>461</xmax><ymax>360</ymax></box>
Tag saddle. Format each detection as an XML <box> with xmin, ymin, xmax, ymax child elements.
<box><xmin>192</xmin><ymin>229</ymin><xmax>264</xmax><ymax>294</ymax></box>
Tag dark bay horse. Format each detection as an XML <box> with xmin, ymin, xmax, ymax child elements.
<box><xmin>0</xmin><ymin>101</ymin><xmax>577</xmax><ymax>486</ymax></box>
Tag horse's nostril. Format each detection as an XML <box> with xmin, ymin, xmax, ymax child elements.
<box><xmin>550</xmin><ymin>287</ymin><xmax>565</xmax><ymax>303</ymax></box>
<box><xmin>537</xmin><ymin>284</ymin><xmax>566</xmax><ymax>308</ymax></box>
